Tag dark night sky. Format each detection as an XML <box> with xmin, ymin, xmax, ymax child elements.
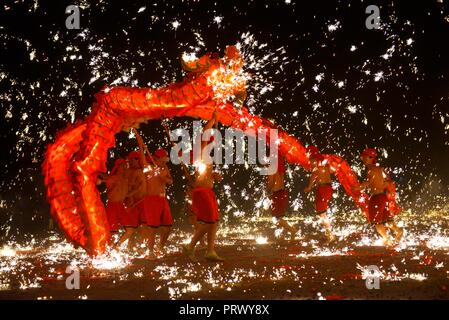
<box><xmin>0</xmin><ymin>0</ymin><xmax>448</xmax><ymax>239</ymax></box>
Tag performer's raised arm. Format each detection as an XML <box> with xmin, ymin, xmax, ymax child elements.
<box><xmin>161</xmin><ymin>121</ymin><xmax>193</xmax><ymax>184</ymax></box>
<box><xmin>133</xmin><ymin>128</ymin><xmax>150</xmax><ymax>168</ymax></box>
<box><xmin>201</xmin><ymin>109</ymin><xmax>218</xmax><ymax>151</ymax></box>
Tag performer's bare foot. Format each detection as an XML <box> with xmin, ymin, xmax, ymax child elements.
<box><xmin>145</xmin><ymin>251</ymin><xmax>157</xmax><ymax>261</ymax></box>
<box><xmin>183</xmin><ymin>245</ymin><xmax>198</xmax><ymax>262</ymax></box>
<box><xmin>325</xmin><ymin>230</ymin><xmax>336</xmax><ymax>244</ymax></box>
<box><xmin>276</xmin><ymin>233</ymin><xmax>288</xmax><ymax>245</ymax></box>
<box><xmin>376</xmin><ymin>224</ymin><xmax>394</xmax><ymax>248</ymax></box>
<box><xmin>288</xmin><ymin>226</ymin><xmax>300</xmax><ymax>242</ymax></box>
<box><xmin>128</xmin><ymin>247</ymin><xmax>141</xmax><ymax>256</ymax></box>
<box><xmin>393</xmin><ymin>227</ymin><xmax>404</xmax><ymax>244</ymax></box>
<box><xmin>382</xmin><ymin>239</ymin><xmax>394</xmax><ymax>248</ymax></box>
<box><xmin>204</xmin><ymin>251</ymin><xmax>225</xmax><ymax>262</ymax></box>
<box><xmin>155</xmin><ymin>249</ymin><xmax>166</xmax><ymax>258</ymax></box>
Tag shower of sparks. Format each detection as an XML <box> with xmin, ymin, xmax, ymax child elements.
<box><xmin>181</xmin><ymin>52</ymin><xmax>198</xmax><ymax>63</ymax></box>
<box><xmin>0</xmin><ymin>0</ymin><xmax>448</xmax><ymax>300</ymax></box>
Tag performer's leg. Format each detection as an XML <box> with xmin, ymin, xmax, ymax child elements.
<box><xmin>277</xmin><ymin>218</ymin><xmax>297</xmax><ymax>240</ymax></box>
<box><xmin>375</xmin><ymin>223</ymin><xmax>393</xmax><ymax>246</ymax></box>
<box><xmin>159</xmin><ymin>226</ymin><xmax>171</xmax><ymax>251</ymax></box>
<box><xmin>188</xmin><ymin>214</ymin><xmax>197</xmax><ymax>227</ymax></box>
<box><xmin>206</xmin><ymin>223</ymin><xmax>217</xmax><ymax>254</ymax></box>
<box><xmin>196</xmin><ymin>221</ymin><xmax>207</xmax><ymax>247</ymax></box>
<box><xmin>387</xmin><ymin>221</ymin><xmax>403</xmax><ymax>243</ymax></box>
<box><xmin>189</xmin><ymin>223</ymin><xmax>208</xmax><ymax>249</ymax></box>
<box><xmin>319</xmin><ymin>212</ymin><xmax>335</xmax><ymax>242</ymax></box>
<box><xmin>128</xmin><ymin>229</ymin><xmax>139</xmax><ymax>251</ymax></box>
<box><xmin>134</xmin><ymin>225</ymin><xmax>146</xmax><ymax>249</ymax></box>
<box><xmin>117</xmin><ymin>227</ymin><xmax>136</xmax><ymax>249</ymax></box>
<box><xmin>109</xmin><ymin>231</ymin><xmax>121</xmax><ymax>246</ymax></box>
<box><xmin>189</xmin><ymin>214</ymin><xmax>206</xmax><ymax>246</ymax></box>
<box><xmin>185</xmin><ymin>223</ymin><xmax>208</xmax><ymax>261</ymax></box>
<box><xmin>146</xmin><ymin>227</ymin><xmax>157</xmax><ymax>258</ymax></box>
<box><xmin>205</xmin><ymin>222</ymin><xmax>224</xmax><ymax>261</ymax></box>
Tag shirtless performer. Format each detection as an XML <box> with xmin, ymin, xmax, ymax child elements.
<box><xmin>98</xmin><ymin>158</ymin><xmax>129</xmax><ymax>237</ymax></box>
<box><xmin>137</xmin><ymin>137</ymin><xmax>174</xmax><ymax>260</ymax></box>
<box><xmin>304</xmin><ymin>146</ymin><xmax>336</xmax><ymax>243</ymax></box>
<box><xmin>116</xmin><ymin>149</ymin><xmax>147</xmax><ymax>251</ymax></box>
<box><xmin>184</xmin><ymin>109</ymin><xmax>224</xmax><ymax>262</ymax></box>
<box><xmin>267</xmin><ymin>155</ymin><xmax>297</xmax><ymax>240</ymax></box>
<box><xmin>356</xmin><ymin>148</ymin><xmax>403</xmax><ymax>247</ymax></box>
<box><xmin>183</xmin><ymin>169</ymin><xmax>206</xmax><ymax>247</ymax></box>
<box><xmin>162</xmin><ymin>122</ymin><xmax>206</xmax><ymax>247</ymax></box>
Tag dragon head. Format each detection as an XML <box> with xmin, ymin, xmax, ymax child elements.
<box><xmin>182</xmin><ymin>45</ymin><xmax>248</xmax><ymax>106</ymax></box>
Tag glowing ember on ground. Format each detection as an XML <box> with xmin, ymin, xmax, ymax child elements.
<box><xmin>255</xmin><ymin>236</ymin><xmax>269</xmax><ymax>245</ymax></box>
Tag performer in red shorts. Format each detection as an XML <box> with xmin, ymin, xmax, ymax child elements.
<box><xmin>116</xmin><ymin>147</ymin><xmax>147</xmax><ymax>251</ymax></box>
<box><xmin>140</xmin><ymin>145</ymin><xmax>174</xmax><ymax>260</ymax></box>
<box><xmin>267</xmin><ymin>155</ymin><xmax>297</xmax><ymax>241</ymax></box>
<box><xmin>191</xmin><ymin>186</ymin><xmax>219</xmax><ymax>224</ymax></box>
<box><xmin>184</xmin><ymin>177</ymin><xmax>207</xmax><ymax>247</ymax></box>
<box><xmin>162</xmin><ymin>122</ymin><xmax>206</xmax><ymax>247</ymax></box>
<box><xmin>356</xmin><ymin>148</ymin><xmax>403</xmax><ymax>247</ymax></box>
<box><xmin>304</xmin><ymin>146</ymin><xmax>336</xmax><ymax>243</ymax></box>
<box><xmin>98</xmin><ymin>158</ymin><xmax>129</xmax><ymax>237</ymax></box>
<box><xmin>184</xmin><ymin>109</ymin><xmax>224</xmax><ymax>262</ymax></box>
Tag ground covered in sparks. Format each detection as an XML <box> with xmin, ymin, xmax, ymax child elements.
<box><xmin>1</xmin><ymin>209</ymin><xmax>449</xmax><ymax>300</ymax></box>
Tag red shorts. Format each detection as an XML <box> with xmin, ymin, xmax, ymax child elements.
<box><xmin>191</xmin><ymin>187</ymin><xmax>219</xmax><ymax>224</ymax></box>
<box><xmin>143</xmin><ymin>195</ymin><xmax>173</xmax><ymax>228</ymax></box>
<box><xmin>105</xmin><ymin>201</ymin><xmax>126</xmax><ymax>232</ymax></box>
<box><xmin>368</xmin><ymin>193</ymin><xmax>395</xmax><ymax>224</ymax></box>
<box><xmin>270</xmin><ymin>189</ymin><xmax>289</xmax><ymax>217</ymax></box>
<box><xmin>315</xmin><ymin>184</ymin><xmax>333</xmax><ymax>213</ymax></box>
<box><xmin>121</xmin><ymin>199</ymin><xmax>143</xmax><ymax>228</ymax></box>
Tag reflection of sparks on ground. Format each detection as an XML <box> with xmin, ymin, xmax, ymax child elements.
<box><xmin>1</xmin><ymin>206</ymin><xmax>448</xmax><ymax>299</ymax></box>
